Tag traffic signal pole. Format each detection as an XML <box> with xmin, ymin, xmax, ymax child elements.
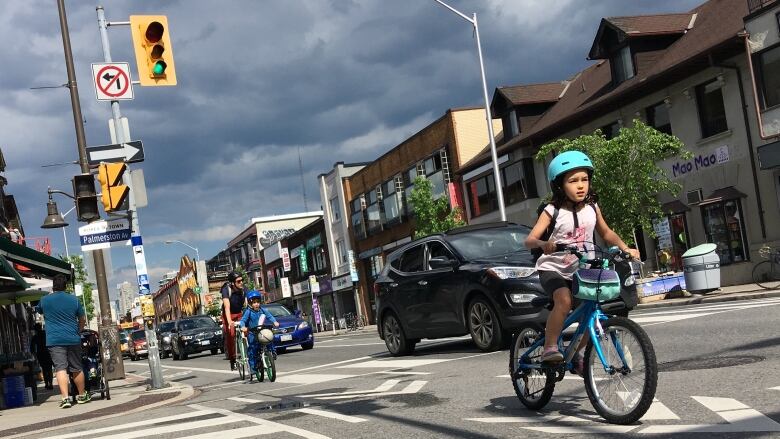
<box><xmin>56</xmin><ymin>0</ymin><xmax>122</xmax><ymax>390</ymax></box>
<box><xmin>96</xmin><ymin>5</ymin><xmax>163</xmax><ymax>389</ymax></box>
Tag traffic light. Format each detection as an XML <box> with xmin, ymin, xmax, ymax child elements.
<box><xmin>72</xmin><ymin>174</ymin><xmax>100</xmax><ymax>222</ymax></box>
<box><xmin>96</xmin><ymin>162</ymin><xmax>129</xmax><ymax>212</ymax></box>
<box><xmin>129</xmin><ymin>15</ymin><xmax>177</xmax><ymax>86</ymax></box>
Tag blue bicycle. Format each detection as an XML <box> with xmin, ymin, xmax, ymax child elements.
<box><xmin>510</xmin><ymin>244</ymin><xmax>657</xmax><ymax>425</ymax></box>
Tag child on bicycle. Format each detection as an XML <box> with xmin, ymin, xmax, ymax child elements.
<box><xmin>238</xmin><ymin>290</ymin><xmax>280</xmax><ymax>376</ymax></box>
<box><xmin>524</xmin><ymin>151</ymin><xmax>639</xmax><ymax>372</ymax></box>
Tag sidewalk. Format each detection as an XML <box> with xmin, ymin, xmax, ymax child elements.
<box><xmin>1</xmin><ymin>372</ymin><xmax>194</xmax><ymax>439</ymax></box>
<box><xmin>636</xmin><ymin>282</ymin><xmax>780</xmax><ymax>310</ymax></box>
<box><xmin>313</xmin><ymin>324</ymin><xmax>378</xmax><ymax>339</ymax></box>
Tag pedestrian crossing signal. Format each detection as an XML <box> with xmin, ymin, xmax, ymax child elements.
<box><xmin>96</xmin><ymin>162</ymin><xmax>129</xmax><ymax>212</ymax></box>
<box><xmin>130</xmin><ymin>15</ymin><xmax>177</xmax><ymax>86</ymax></box>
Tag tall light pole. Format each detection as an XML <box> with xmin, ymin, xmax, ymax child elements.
<box><xmin>432</xmin><ymin>0</ymin><xmax>506</xmax><ymax>221</ymax></box>
<box><xmin>164</xmin><ymin>240</ymin><xmax>200</xmax><ymax>262</ymax></box>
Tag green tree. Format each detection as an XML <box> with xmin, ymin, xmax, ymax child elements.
<box><xmin>61</xmin><ymin>255</ymin><xmax>95</xmax><ymax>322</ymax></box>
<box><xmin>205</xmin><ymin>298</ymin><xmax>222</xmax><ymax>319</ymax></box>
<box><xmin>535</xmin><ymin>120</ymin><xmax>692</xmax><ymax>245</ymax></box>
<box><xmin>409</xmin><ymin>176</ymin><xmax>465</xmax><ymax>239</ymax></box>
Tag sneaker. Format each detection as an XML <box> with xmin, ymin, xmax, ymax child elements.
<box><xmin>541</xmin><ymin>346</ymin><xmax>564</xmax><ymax>363</ymax></box>
<box><xmin>60</xmin><ymin>398</ymin><xmax>72</xmax><ymax>409</ymax></box>
<box><xmin>76</xmin><ymin>392</ymin><xmax>92</xmax><ymax>404</ymax></box>
<box><xmin>230</xmin><ymin>360</ymin><xmax>236</xmax><ymax>371</ymax></box>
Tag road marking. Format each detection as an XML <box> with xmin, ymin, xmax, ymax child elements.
<box><xmin>632</xmin><ymin>312</ymin><xmax>717</xmax><ymax>324</ymax></box>
<box><xmin>281</xmin><ymin>356</ymin><xmax>373</xmax><ymax>375</ymax></box>
<box><xmin>374</xmin><ymin>371</ymin><xmax>431</xmax><ymax>375</ymax></box>
<box><xmin>466</xmin><ymin>415</ymin><xmax>560</xmax><ymax>423</ymax></box>
<box><xmin>770</xmin><ymin>386</ymin><xmax>780</xmax><ymax>390</ymax></box>
<box><xmin>86</xmin><ymin>416</ymin><xmax>236</xmax><ymax>439</ymax></box>
<box><xmin>496</xmin><ymin>374</ymin><xmax>602</xmax><ymax>381</ymax></box>
<box><xmin>303</xmin><ymin>380</ymin><xmax>428</xmax><ymax>400</ymax></box>
<box><xmin>640</xmin><ymin>398</ymin><xmax>680</xmax><ymax>420</ymax></box>
<box><xmin>188</xmin><ymin>404</ymin><xmax>331</xmax><ymax>439</ymax></box>
<box><xmin>639</xmin><ymin>396</ymin><xmax>780</xmax><ymax>434</ymax></box>
<box><xmin>131</xmin><ymin>363</ymin><xmax>236</xmax><ymax>375</ymax></box>
<box><xmin>294</xmin><ymin>408</ymin><xmax>367</xmax><ymax>423</ymax></box>
<box><xmin>163</xmin><ymin>370</ymin><xmax>192</xmax><ymax>379</ymax></box>
<box><xmin>179</xmin><ymin>426</ymin><xmax>282</xmax><ymax>438</ymax></box>
<box><xmin>316</xmin><ymin>342</ymin><xmax>387</xmax><ymax>347</ymax></box>
<box><xmin>228</xmin><ymin>397</ymin><xmax>264</xmax><ymax>403</ymax></box>
<box><xmin>523</xmin><ymin>425</ymin><xmax>639</xmax><ymax>434</ymax></box>
<box><xmin>276</xmin><ymin>373</ymin><xmax>357</xmax><ymax>384</ymax></box>
<box><xmin>302</xmin><ymin>379</ymin><xmax>401</xmax><ymax>397</ymax></box>
<box><xmin>45</xmin><ymin>410</ymin><xmax>215</xmax><ymax>439</ymax></box>
<box><xmin>338</xmin><ymin>359</ymin><xmax>449</xmax><ymax>369</ymax></box>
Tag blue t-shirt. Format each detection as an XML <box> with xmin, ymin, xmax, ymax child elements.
<box><xmin>39</xmin><ymin>291</ymin><xmax>84</xmax><ymax>346</ymax></box>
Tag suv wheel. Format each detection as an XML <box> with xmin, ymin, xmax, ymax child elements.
<box><xmin>468</xmin><ymin>297</ymin><xmax>503</xmax><ymax>352</ymax></box>
<box><xmin>382</xmin><ymin>313</ymin><xmax>415</xmax><ymax>356</ymax></box>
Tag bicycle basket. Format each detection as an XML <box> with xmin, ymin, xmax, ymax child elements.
<box><xmin>573</xmin><ymin>269</ymin><xmax>621</xmax><ymax>302</ymax></box>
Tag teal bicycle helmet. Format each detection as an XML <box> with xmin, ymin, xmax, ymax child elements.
<box><xmin>547</xmin><ymin>150</ymin><xmax>593</xmax><ymax>183</ymax></box>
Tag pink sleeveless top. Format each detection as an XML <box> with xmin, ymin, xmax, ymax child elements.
<box><xmin>535</xmin><ymin>203</ymin><xmax>598</xmax><ymax>280</ymax></box>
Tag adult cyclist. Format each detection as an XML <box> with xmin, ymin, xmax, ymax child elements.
<box><xmin>221</xmin><ymin>271</ymin><xmax>246</xmax><ymax>370</ymax></box>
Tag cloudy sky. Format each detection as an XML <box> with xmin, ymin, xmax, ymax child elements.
<box><xmin>1</xmin><ymin>0</ymin><xmax>702</xmax><ymax>297</ymax></box>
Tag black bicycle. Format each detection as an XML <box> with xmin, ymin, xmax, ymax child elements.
<box><xmin>344</xmin><ymin>312</ymin><xmax>364</xmax><ymax>331</ymax></box>
<box><xmin>753</xmin><ymin>245</ymin><xmax>780</xmax><ymax>290</ymax></box>
<box><xmin>248</xmin><ymin>325</ymin><xmax>276</xmax><ymax>383</ymax></box>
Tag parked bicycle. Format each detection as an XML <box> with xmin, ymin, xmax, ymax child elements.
<box><xmin>344</xmin><ymin>312</ymin><xmax>365</xmax><ymax>332</ymax></box>
<box><xmin>249</xmin><ymin>325</ymin><xmax>277</xmax><ymax>382</ymax></box>
<box><xmin>510</xmin><ymin>244</ymin><xmax>657</xmax><ymax>425</ymax></box>
<box><xmin>752</xmin><ymin>245</ymin><xmax>780</xmax><ymax>290</ymax></box>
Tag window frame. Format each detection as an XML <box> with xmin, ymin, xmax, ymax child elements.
<box><xmin>700</xmin><ymin>198</ymin><xmax>749</xmax><ymax>266</ymax></box>
<box><xmin>501</xmin><ymin>158</ymin><xmax>538</xmax><ymax>206</ymax></box>
<box><xmin>695</xmin><ymin>78</ymin><xmax>729</xmax><ymax>139</ymax></box>
<box><xmin>365</xmin><ymin>186</ymin><xmax>382</xmax><ymax>235</ymax></box>
<box><xmin>611</xmin><ymin>44</ymin><xmax>635</xmax><ymax>85</ymax></box>
<box><xmin>466</xmin><ymin>173</ymin><xmax>498</xmax><ymax>218</ymax></box>
<box><xmin>329</xmin><ymin>196</ymin><xmax>341</xmax><ymax>223</ymax></box>
<box><xmin>382</xmin><ymin>177</ymin><xmax>402</xmax><ymax>226</ymax></box>
<box><xmin>350</xmin><ymin>195</ymin><xmax>366</xmax><ymax>240</ymax></box>
<box><xmin>398</xmin><ymin>244</ymin><xmax>425</xmax><ymax>274</ymax></box>
<box><xmin>646</xmin><ymin>101</ymin><xmax>672</xmax><ymax>135</ymax></box>
<box><xmin>755</xmin><ymin>43</ymin><xmax>780</xmax><ymax>110</ymax></box>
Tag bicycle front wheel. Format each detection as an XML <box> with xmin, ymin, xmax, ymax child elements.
<box><xmin>236</xmin><ymin>337</ymin><xmax>247</xmax><ymax>381</ymax></box>
<box><xmin>583</xmin><ymin>317</ymin><xmax>657</xmax><ymax>425</ymax></box>
<box><xmin>509</xmin><ymin>327</ymin><xmax>554</xmax><ymax>410</ymax></box>
<box><xmin>752</xmin><ymin>261</ymin><xmax>780</xmax><ymax>290</ymax></box>
<box><xmin>264</xmin><ymin>348</ymin><xmax>277</xmax><ymax>382</ymax></box>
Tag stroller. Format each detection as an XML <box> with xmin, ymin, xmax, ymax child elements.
<box><xmin>69</xmin><ymin>329</ymin><xmax>110</xmax><ymax>401</ymax></box>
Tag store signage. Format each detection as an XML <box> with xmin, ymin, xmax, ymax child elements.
<box><xmin>312</xmin><ymin>296</ymin><xmax>322</xmax><ymax>325</ymax></box>
<box><xmin>652</xmin><ymin>218</ymin><xmax>673</xmax><ymax>250</ymax></box>
<box><xmin>667</xmin><ymin>145</ymin><xmax>729</xmax><ymax>179</ymax></box>
<box><xmin>309</xmin><ymin>275</ymin><xmax>320</xmax><ymax>293</ymax></box>
<box><xmin>282</xmin><ymin>247</ymin><xmax>291</xmax><ymax>272</ymax></box>
<box><xmin>307</xmin><ymin>234</ymin><xmax>322</xmax><ymax>249</ymax></box>
<box><xmin>333</xmin><ymin>275</ymin><xmax>352</xmax><ymax>291</ymax></box>
<box><xmin>264</xmin><ymin>242</ymin><xmax>281</xmax><ymax>263</ymax></box>
<box><xmin>281</xmin><ymin>277</ymin><xmax>291</xmax><ymax>298</ymax></box>
<box><xmin>348</xmin><ymin>250</ymin><xmax>359</xmax><ymax>282</ymax></box>
<box><xmin>300</xmin><ymin>248</ymin><xmax>309</xmax><ymax>273</ymax></box>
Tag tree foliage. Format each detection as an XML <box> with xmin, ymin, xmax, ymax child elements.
<box><xmin>409</xmin><ymin>176</ymin><xmax>465</xmax><ymax>239</ymax></box>
<box><xmin>205</xmin><ymin>298</ymin><xmax>222</xmax><ymax>319</ymax></box>
<box><xmin>61</xmin><ymin>254</ymin><xmax>95</xmax><ymax>322</ymax></box>
<box><xmin>535</xmin><ymin>120</ymin><xmax>692</xmax><ymax>245</ymax></box>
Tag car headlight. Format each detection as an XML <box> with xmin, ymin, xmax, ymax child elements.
<box><xmin>162</xmin><ymin>336</ymin><xmax>170</xmax><ymax>342</ymax></box>
<box><xmin>181</xmin><ymin>335</ymin><xmax>193</xmax><ymax>340</ymax></box>
<box><xmin>215</xmin><ymin>330</ymin><xmax>223</xmax><ymax>335</ymax></box>
<box><xmin>298</xmin><ymin>322</ymin><xmax>309</xmax><ymax>330</ymax></box>
<box><xmin>508</xmin><ymin>293</ymin><xmax>538</xmax><ymax>304</ymax></box>
<box><xmin>488</xmin><ymin>267</ymin><xmax>536</xmax><ymax>279</ymax></box>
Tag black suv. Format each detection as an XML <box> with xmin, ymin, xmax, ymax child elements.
<box><xmin>170</xmin><ymin>315</ymin><xmax>223</xmax><ymax>360</ymax></box>
<box><xmin>375</xmin><ymin>222</ymin><xmax>637</xmax><ymax>356</ymax></box>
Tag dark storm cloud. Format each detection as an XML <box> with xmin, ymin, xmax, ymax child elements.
<box><xmin>0</xmin><ymin>0</ymin><xmax>703</xmax><ymax>287</ymax></box>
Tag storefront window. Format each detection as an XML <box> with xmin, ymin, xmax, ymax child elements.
<box><xmin>404</xmin><ymin>166</ymin><xmax>421</xmax><ymax>217</ymax></box>
<box><xmin>366</xmin><ymin>189</ymin><xmax>382</xmax><ymax>235</ymax></box>
<box><xmin>653</xmin><ymin>213</ymin><xmax>690</xmax><ymax>272</ymax></box>
<box><xmin>382</xmin><ymin>179</ymin><xmax>401</xmax><ymax>225</ymax></box>
<box><xmin>351</xmin><ymin>197</ymin><xmax>366</xmax><ymax>240</ymax></box>
<box><xmin>467</xmin><ymin>175</ymin><xmax>497</xmax><ymax>217</ymax></box>
<box><xmin>424</xmin><ymin>154</ymin><xmax>446</xmax><ymax>199</ymax></box>
<box><xmin>701</xmin><ymin>199</ymin><xmax>748</xmax><ymax>265</ymax></box>
<box><xmin>501</xmin><ymin>159</ymin><xmax>537</xmax><ymax>205</ymax></box>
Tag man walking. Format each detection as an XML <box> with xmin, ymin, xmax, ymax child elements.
<box><xmin>39</xmin><ymin>274</ymin><xmax>90</xmax><ymax>408</ymax></box>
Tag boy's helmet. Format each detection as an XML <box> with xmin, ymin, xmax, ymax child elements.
<box><xmin>246</xmin><ymin>290</ymin><xmax>262</xmax><ymax>302</ymax></box>
<box><xmin>547</xmin><ymin>150</ymin><xmax>593</xmax><ymax>183</ymax></box>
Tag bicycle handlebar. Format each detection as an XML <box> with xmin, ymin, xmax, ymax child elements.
<box><xmin>555</xmin><ymin>243</ymin><xmax>634</xmax><ymax>266</ymax></box>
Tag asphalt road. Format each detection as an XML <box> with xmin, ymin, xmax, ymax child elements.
<box><xmin>25</xmin><ymin>296</ymin><xmax>780</xmax><ymax>438</ymax></box>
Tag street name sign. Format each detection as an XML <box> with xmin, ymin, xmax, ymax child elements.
<box><xmin>92</xmin><ymin>62</ymin><xmax>134</xmax><ymax>101</ymax></box>
<box><xmin>78</xmin><ymin>218</ymin><xmax>131</xmax><ymax>251</ymax></box>
<box><xmin>87</xmin><ymin>141</ymin><xmax>144</xmax><ymax>166</ymax></box>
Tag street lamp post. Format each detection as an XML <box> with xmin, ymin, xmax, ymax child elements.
<box><xmin>432</xmin><ymin>0</ymin><xmax>506</xmax><ymax>221</ymax></box>
<box><xmin>164</xmin><ymin>240</ymin><xmax>200</xmax><ymax>262</ymax></box>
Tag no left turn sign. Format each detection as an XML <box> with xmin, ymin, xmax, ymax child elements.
<box><xmin>92</xmin><ymin>62</ymin><xmax>134</xmax><ymax>101</ymax></box>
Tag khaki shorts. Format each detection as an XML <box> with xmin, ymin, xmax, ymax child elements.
<box><xmin>49</xmin><ymin>345</ymin><xmax>82</xmax><ymax>374</ymax></box>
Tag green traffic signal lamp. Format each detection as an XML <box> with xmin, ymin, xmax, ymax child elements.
<box><xmin>153</xmin><ymin>60</ymin><xmax>167</xmax><ymax>76</ymax></box>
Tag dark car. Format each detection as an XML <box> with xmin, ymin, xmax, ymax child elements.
<box><xmin>130</xmin><ymin>329</ymin><xmax>148</xmax><ymax>361</ymax></box>
<box><xmin>263</xmin><ymin>304</ymin><xmax>314</xmax><ymax>351</ymax></box>
<box><xmin>156</xmin><ymin>320</ymin><xmax>176</xmax><ymax>359</ymax></box>
<box><xmin>375</xmin><ymin>222</ymin><xmax>636</xmax><ymax>356</ymax></box>
<box><xmin>170</xmin><ymin>315</ymin><xmax>224</xmax><ymax>360</ymax></box>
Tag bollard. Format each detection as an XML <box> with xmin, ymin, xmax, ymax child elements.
<box><xmin>332</xmin><ymin>317</ymin><xmax>336</xmax><ymax>335</ymax></box>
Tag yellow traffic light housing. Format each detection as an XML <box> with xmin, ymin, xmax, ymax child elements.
<box><xmin>96</xmin><ymin>162</ymin><xmax>129</xmax><ymax>212</ymax></box>
<box><xmin>130</xmin><ymin>15</ymin><xmax>177</xmax><ymax>86</ymax></box>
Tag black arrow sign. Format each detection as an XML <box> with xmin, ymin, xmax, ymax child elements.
<box><xmin>102</xmin><ymin>72</ymin><xmax>121</xmax><ymax>90</ymax></box>
<box><xmin>86</xmin><ymin>140</ymin><xmax>144</xmax><ymax>166</ymax></box>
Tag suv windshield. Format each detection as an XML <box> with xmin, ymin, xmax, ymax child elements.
<box><xmin>131</xmin><ymin>331</ymin><xmax>145</xmax><ymax>341</ymax></box>
<box><xmin>448</xmin><ymin>227</ymin><xmax>530</xmax><ymax>260</ymax></box>
<box><xmin>178</xmin><ymin>318</ymin><xmax>216</xmax><ymax>331</ymax></box>
<box><xmin>158</xmin><ymin>321</ymin><xmax>175</xmax><ymax>333</ymax></box>
<box><xmin>263</xmin><ymin>304</ymin><xmax>292</xmax><ymax>318</ymax></box>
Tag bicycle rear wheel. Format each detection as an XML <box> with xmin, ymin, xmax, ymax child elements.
<box><xmin>752</xmin><ymin>261</ymin><xmax>780</xmax><ymax>290</ymax></box>
<box><xmin>509</xmin><ymin>327</ymin><xmax>555</xmax><ymax>410</ymax></box>
<box><xmin>583</xmin><ymin>316</ymin><xmax>657</xmax><ymax>425</ymax></box>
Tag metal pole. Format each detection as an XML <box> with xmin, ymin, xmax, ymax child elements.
<box><xmin>472</xmin><ymin>14</ymin><xmax>506</xmax><ymax>221</ymax></box>
<box><xmin>96</xmin><ymin>5</ymin><xmax>162</xmax><ymax>389</ymax></box>
<box><xmin>57</xmin><ymin>0</ymin><xmax>118</xmax><ymax>390</ymax></box>
<box><xmin>432</xmin><ymin>1</ymin><xmax>506</xmax><ymax>221</ymax></box>
<box><xmin>61</xmin><ymin>206</ymin><xmax>75</xmax><ymax>258</ymax></box>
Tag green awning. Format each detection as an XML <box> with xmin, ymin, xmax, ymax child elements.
<box><xmin>0</xmin><ymin>254</ymin><xmax>30</xmax><ymax>292</ymax></box>
<box><xmin>0</xmin><ymin>237</ymin><xmax>71</xmax><ymax>278</ymax></box>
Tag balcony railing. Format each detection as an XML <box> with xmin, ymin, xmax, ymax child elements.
<box><xmin>748</xmin><ymin>0</ymin><xmax>778</xmax><ymax>13</ymax></box>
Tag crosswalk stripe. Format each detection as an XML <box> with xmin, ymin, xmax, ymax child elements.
<box><xmin>188</xmin><ymin>404</ymin><xmax>330</xmax><ymax>439</ymax></box>
<box><xmin>179</xmin><ymin>426</ymin><xmax>282</xmax><ymax>439</ymax></box>
<box><xmin>337</xmin><ymin>359</ymin><xmax>449</xmax><ymax>369</ymax></box>
<box><xmin>88</xmin><ymin>416</ymin><xmax>236</xmax><ymax>439</ymax></box>
<box><xmin>229</xmin><ymin>397</ymin><xmax>264</xmax><ymax>403</ymax></box>
<box><xmin>641</xmin><ymin>399</ymin><xmax>680</xmax><ymax>420</ymax></box>
<box><xmin>638</xmin><ymin>396</ymin><xmax>780</xmax><ymax>434</ymax></box>
<box><xmin>301</xmin><ymin>380</ymin><xmax>402</xmax><ymax>397</ymax></box>
<box><xmin>45</xmin><ymin>410</ymin><xmax>215</xmax><ymax>439</ymax></box>
<box><xmin>635</xmin><ymin>298</ymin><xmax>780</xmax><ymax>316</ymax></box>
<box><xmin>770</xmin><ymin>386</ymin><xmax>780</xmax><ymax>390</ymax></box>
<box><xmin>275</xmin><ymin>373</ymin><xmax>357</xmax><ymax>384</ymax></box>
<box><xmin>295</xmin><ymin>408</ymin><xmax>367</xmax><ymax>423</ymax></box>
<box><xmin>523</xmin><ymin>425</ymin><xmax>639</xmax><ymax>434</ymax></box>
<box><xmin>465</xmin><ymin>415</ymin><xmax>560</xmax><ymax>423</ymax></box>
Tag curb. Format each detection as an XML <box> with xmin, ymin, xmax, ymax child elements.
<box><xmin>636</xmin><ymin>289</ymin><xmax>780</xmax><ymax>310</ymax></box>
<box><xmin>4</xmin><ymin>382</ymin><xmax>195</xmax><ymax>439</ymax></box>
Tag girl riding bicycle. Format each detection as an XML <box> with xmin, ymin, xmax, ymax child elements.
<box><xmin>524</xmin><ymin>151</ymin><xmax>640</xmax><ymax>369</ymax></box>
<box><xmin>239</xmin><ymin>291</ymin><xmax>279</xmax><ymax>376</ymax></box>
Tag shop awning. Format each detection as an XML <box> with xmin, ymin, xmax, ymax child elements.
<box><xmin>699</xmin><ymin>186</ymin><xmax>747</xmax><ymax>206</ymax></box>
<box><xmin>0</xmin><ymin>237</ymin><xmax>72</xmax><ymax>278</ymax></box>
<box><xmin>758</xmin><ymin>140</ymin><xmax>780</xmax><ymax>170</ymax></box>
<box><xmin>661</xmin><ymin>200</ymin><xmax>690</xmax><ymax>214</ymax></box>
<box><xmin>0</xmin><ymin>255</ymin><xmax>51</xmax><ymax>304</ymax></box>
